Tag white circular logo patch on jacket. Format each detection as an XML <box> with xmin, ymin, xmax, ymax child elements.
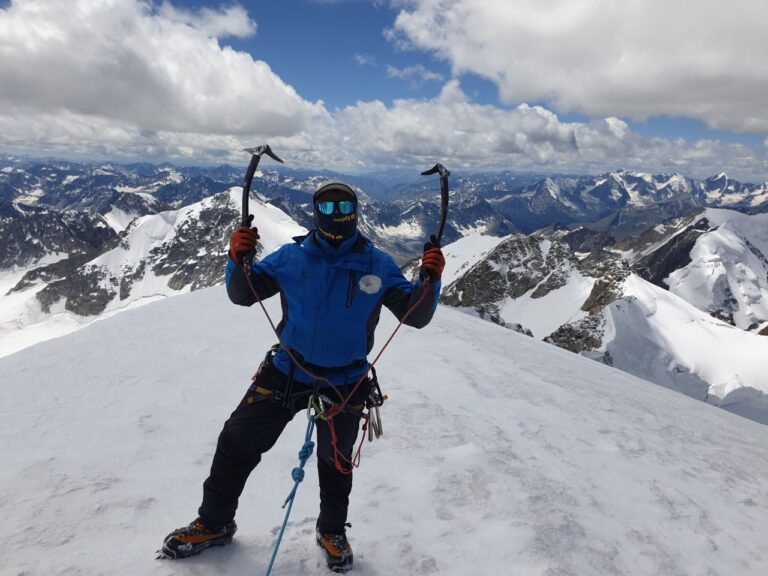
<box><xmin>359</xmin><ymin>274</ymin><xmax>382</xmax><ymax>295</ymax></box>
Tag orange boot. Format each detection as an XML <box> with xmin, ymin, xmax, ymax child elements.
<box><xmin>161</xmin><ymin>518</ymin><xmax>236</xmax><ymax>559</ymax></box>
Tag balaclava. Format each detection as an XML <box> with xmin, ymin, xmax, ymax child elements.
<box><xmin>313</xmin><ymin>181</ymin><xmax>358</xmax><ymax>245</ymax></box>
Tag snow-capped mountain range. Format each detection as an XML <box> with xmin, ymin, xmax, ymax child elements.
<box><xmin>2</xmin><ymin>156</ymin><xmax>767</xmax><ymax>424</ymax></box>
<box><xmin>428</xmin><ymin>209</ymin><xmax>768</xmax><ymax>424</ymax></box>
<box><xmin>3</xmin><ymin>156</ymin><xmax>767</xmax><ymax>244</ymax></box>
<box><xmin>3</xmin><ymin>283</ymin><xmax>767</xmax><ymax>575</ymax></box>
<box><xmin>0</xmin><ymin>189</ymin><xmax>304</xmax><ymax>358</ymax></box>
<box><xmin>480</xmin><ymin>171</ymin><xmax>768</xmax><ymax>234</ymax></box>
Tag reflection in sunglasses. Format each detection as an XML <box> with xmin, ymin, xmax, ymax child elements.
<box><xmin>316</xmin><ymin>200</ymin><xmax>356</xmax><ymax>215</ymax></box>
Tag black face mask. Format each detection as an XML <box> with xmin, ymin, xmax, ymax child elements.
<box><xmin>314</xmin><ymin>203</ymin><xmax>358</xmax><ymax>245</ymax></box>
<box><xmin>313</xmin><ymin>182</ymin><xmax>359</xmax><ymax>245</ymax></box>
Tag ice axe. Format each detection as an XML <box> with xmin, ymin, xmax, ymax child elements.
<box><xmin>239</xmin><ymin>145</ymin><xmax>283</xmax><ymax>271</ymax></box>
<box><xmin>241</xmin><ymin>145</ymin><xmax>284</xmax><ymax>228</ymax></box>
<box><xmin>419</xmin><ymin>163</ymin><xmax>450</xmax><ymax>281</ymax></box>
<box><xmin>420</xmin><ymin>162</ymin><xmax>450</xmax><ymax>247</ymax></box>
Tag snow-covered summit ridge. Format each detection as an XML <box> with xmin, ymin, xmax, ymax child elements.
<box><xmin>666</xmin><ymin>209</ymin><xmax>768</xmax><ymax>332</ymax></box>
<box><xmin>2</xmin><ymin>286</ymin><xmax>767</xmax><ymax>575</ymax></box>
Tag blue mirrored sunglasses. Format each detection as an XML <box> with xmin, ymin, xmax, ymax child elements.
<box><xmin>316</xmin><ymin>200</ymin><xmax>356</xmax><ymax>215</ymax></box>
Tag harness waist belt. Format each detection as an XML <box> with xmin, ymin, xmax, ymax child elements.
<box><xmin>282</xmin><ymin>347</ymin><xmax>368</xmax><ymax>375</ymax></box>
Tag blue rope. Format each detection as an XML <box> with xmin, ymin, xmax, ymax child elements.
<box><xmin>264</xmin><ymin>417</ymin><xmax>315</xmax><ymax>576</ymax></box>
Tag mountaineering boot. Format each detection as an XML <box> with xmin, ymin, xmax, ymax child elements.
<box><xmin>161</xmin><ymin>517</ymin><xmax>237</xmax><ymax>559</ymax></box>
<box><xmin>316</xmin><ymin>525</ymin><xmax>353</xmax><ymax>572</ymax></box>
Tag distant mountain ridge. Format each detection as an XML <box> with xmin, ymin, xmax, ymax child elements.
<box><xmin>2</xmin><ymin>156</ymin><xmax>768</xmax><ymax>423</ymax></box>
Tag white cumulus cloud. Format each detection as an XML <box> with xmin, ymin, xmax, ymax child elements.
<box><xmin>389</xmin><ymin>0</ymin><xmax>768</xmax><ymax>135</ymax></box>
<box><xmin>0</xmin><ymin>1</ymin><xmax>766</xmax><ymax>182</ymax></box>
<box><xmin>355</xmin><ymin>53</ymin><xmax>377</xmax><ymax>66</ymax></box>
<box><xmin>157</xmin><ymin>2</ymin><xmax>257</xmax><ymax>38</ymax></box>
<box><xmin>283</xmin><ymin>81</ymin><xmax>768</xmax><ymax>181</ymax></box>
<box><xmin>0</xmin><ymin>0</ymin><xmax>321</xmax><ymax>136</ymax></box>
<box><xmin>386</xmin><ymin>64</ymin><xmax>444</xmax><ymax>84</ymax></box>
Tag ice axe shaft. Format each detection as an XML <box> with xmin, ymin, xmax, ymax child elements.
<box><xmin>420</xmin><ymin>163</ymin><xmax>450</xmax><ymax>246</ymax></box>
<box><xmin>241</xmin><ymin>145</ymin><xmax>284</xmax><ymax>227</ymax></box>
<box><xmin>240</xmin><ymin>145</ymin><xmax>283</xmax><ymax>271</ymax></box>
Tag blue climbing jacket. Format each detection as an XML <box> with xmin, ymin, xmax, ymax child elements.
<box><xmin>225</xmin><ymin>230</ymin><xmax>440</xmax><ymax>386</ymax></box>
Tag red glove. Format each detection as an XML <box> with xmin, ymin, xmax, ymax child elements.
<box><xmin>420</xmin><ymin>239</ymin><xmax>445</xmax><ymax>281</ymax></box>
<box><xmin>229</xmin><ymin>226</ymin><xmax>260</xmax><ymax>263</ymax></box>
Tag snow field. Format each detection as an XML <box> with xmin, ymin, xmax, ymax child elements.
<box><xmin>2</xmin><ymin>287</ymin><xmax>767</xmax><ymax>575</ymax></box>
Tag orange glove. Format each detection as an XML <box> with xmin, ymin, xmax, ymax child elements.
<box><xmin>420</xmin><ymin>236</ymin><xmax>445</xmax><ymax>281</ymax></box>
<box><xmin>229</xmin><ymin>225</ymin><xmax>260</xmax><ymax>263</ymax></box>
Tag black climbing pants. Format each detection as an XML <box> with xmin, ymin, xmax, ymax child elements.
<box><xmin>198</xmin><ymin>357</ymin><xmax>370</xmax><ymax>534</ymax></box>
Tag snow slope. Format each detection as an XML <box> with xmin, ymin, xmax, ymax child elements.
<box><xmin>666</xmin><ymin>209</ymin><xmax>768</xmax><ymax>330</ymax></box>
<box><xmin>2</xmin><ymin>288</ymin><xmax>767</xmax><ymax>575</ymax></box>
<box><xmin>499</xmin><ymin>268</ymin><xmax>594</xmax><ymax>338</ymax></box>
<box><xmin>606</xmin><ymin>274</ymin><xmax>768</xmax><ymax>422</ymax></box>
<box><xmin>441</xmin><ymin>233</ymin><xmax>510</xmax><ymax>285</ymax></box>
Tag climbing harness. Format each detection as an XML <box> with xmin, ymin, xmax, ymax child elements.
<box><xmin>247</xmin><ymin>218</ymin><xmax>430</xmax><ymax>576</ymax></box>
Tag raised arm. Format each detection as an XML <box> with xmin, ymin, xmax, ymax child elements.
<box><xmin>381</xmin><ymin>245</ymin><xmax>445</xmax><ymax>328</ymax></box>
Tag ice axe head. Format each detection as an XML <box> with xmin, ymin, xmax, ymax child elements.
<box><xmin>243</xmin><ymin>145</ymin><xmax>284</xmax><ymax>164</ymax></box>
<box><xmin>420</xmin><ymin>163</ymin><xmax>450</xmax><ymax>179</ymax></box>
<box><xmin>240</xmin><ymin>144</ymin><xmax>284</xmax><ymax>228</ymax></box>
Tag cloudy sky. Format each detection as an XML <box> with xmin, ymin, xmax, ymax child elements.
<box><xmin>1</xmin><ymin>0</ymin><xmax>767</xmax><ymax>181</ymax></box>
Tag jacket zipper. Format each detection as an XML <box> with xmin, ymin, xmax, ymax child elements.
<box><xmin>346</xmin><ymin>270</ymin><xmax>357</xmax><ymax>308</ymax></box>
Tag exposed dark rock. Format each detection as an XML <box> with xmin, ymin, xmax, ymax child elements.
<box><xmin>37</xmin><ymin>267</ymin><xmax>115</xmax><ymax>316</ymax></box>
<box><xmin>441</xmin><ymin>234</ymin><xmax>563</xmax><ymax>309</ymax></box>
<box><xmin>530</xmin><ymin>241</ymin><xmax>573</xmax><ymax>298</ymax></box>
<box><xmin>153</xmin><ymin>176</ymin><xmax>231</xmax><ymax>208</ymax></box>
<box><xmin>600</xmin><ymin>199</ymin><xmax>704</xmax><ymax>241</ymax></box>
<box><xmin>9</xmin><ymin>253</ymin><xmax>93</xmax><ymax>294</ymax></box>
<box><xmin>560</xmin><ymin>227</ymin><xmax>616</xmax><ymax>253</ymax></box>
<box><xmin>581</xmin><ymin>279</ymin><xmax>617</xmax><ymax>315</ymax></box>
<box><xmin>578</xmin><ymin>256</ymin><xmax>630</xmax><ymax>314</ymax></box>
<box><xmin>120</xmin><ymin>262</ymin><xmax>146</xmax><ymax>300</ymax></box>
<box><xmin>633</xmin><ymin>217</ymin><xmax>709</xmax><ymax>287</ymax></box>
<box><xmin>0</xmin><ymin>204</ymin><xmax>115</xmax><ymax>268</ymax></box>
<box><xmin>745</xmin><ymin>238</ymin><xmax>768</xmax><ymax>269</ymax></box>
<box><xmin>26</xmin><ymin>191</ymin><xmax>241</xmax><ymax>317</ymax></box>
<box><xmin>506</xmin><ymin>322</ymin><xmax>534</xmax><ymax>337</ymax></box>
<box><xmin>150</xmin><ymin>192</ymin><xmax>239</xmax><ymax>291</ymax></box>
<box><xmin>545</xmin><ymin>315</ymin><xmax>606</xmax><ymax>353</ymax></box>
<box><xmin>706</xmin><ymin>277</ymin><xmax>738</xmax><ymax>326</ymax></box>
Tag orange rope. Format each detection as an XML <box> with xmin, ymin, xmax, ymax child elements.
<box><xmin>242</xmin><ymin>256</ymin><xmax>433</xmax><ymax>473</ymax></box>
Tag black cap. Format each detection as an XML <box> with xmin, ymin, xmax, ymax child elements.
<box><xmin>313</xmin><ymin>180</ymin><xmax>358</xmax><ymax>202</ymax></box>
